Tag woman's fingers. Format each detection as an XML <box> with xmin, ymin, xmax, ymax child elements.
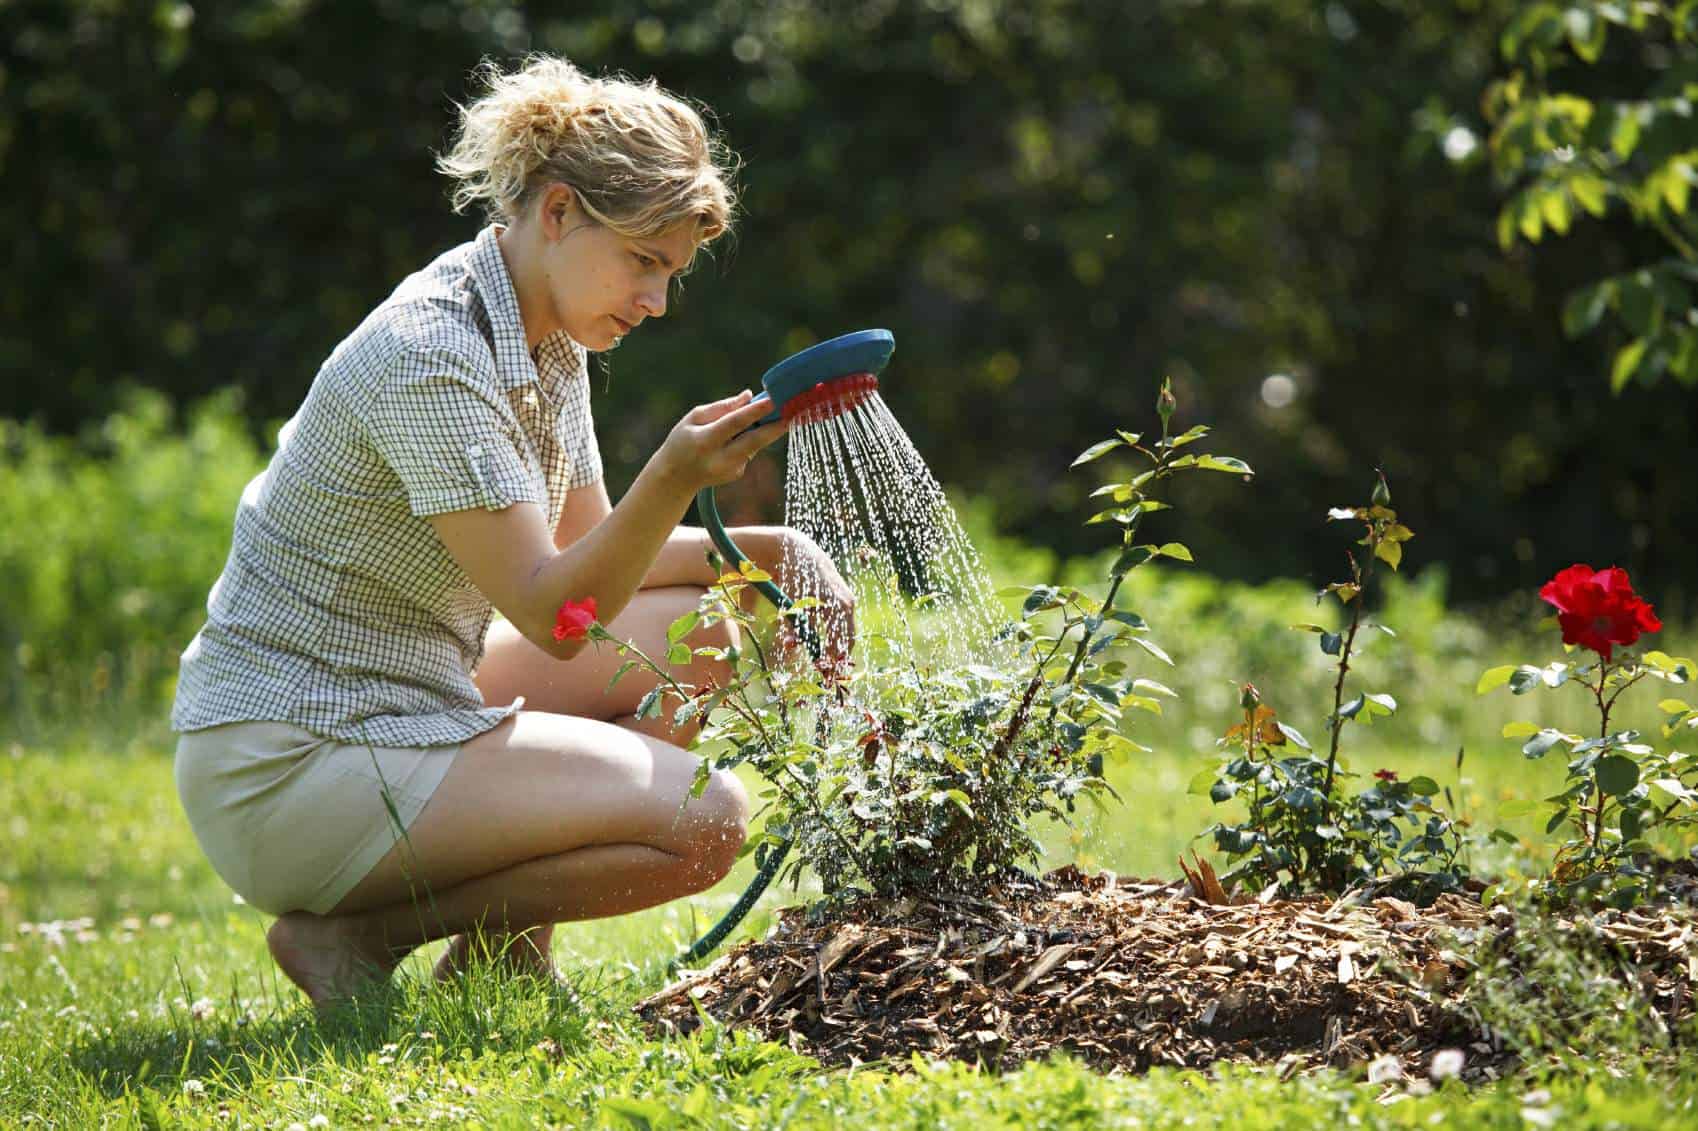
<box><xmin>685</xmin><ymin>388</ymin><xmax>755</xmax><ymax>425</ymax></box>
<box><xmin>703</xmin><ymin>391</ymin><xmax>778</xmax><ymax>439</ymax></box>
<box><xmin>726</xmin><ymin>417</ymin><xmax>789</xmax><ymax>463</ymax></box>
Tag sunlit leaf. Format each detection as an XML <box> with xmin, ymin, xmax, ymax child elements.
<box><xmin>1071</xmin><ymin>438</ymin><xmax>1125</xmax><ymax>466</ymax></box>
<box><xmin>1477</xmin><ymin>665</ymin><xmax>1517</xmax><ymax>694</ymax></box>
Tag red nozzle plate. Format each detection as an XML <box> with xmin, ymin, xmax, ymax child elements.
<box><xmin>780</xmin><ymin>372</ymin><xmax>879</xmax><ymax>424</ymax></box>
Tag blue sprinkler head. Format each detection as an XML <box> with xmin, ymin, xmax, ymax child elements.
<box><xmin>755</xmin><ymin>329</ymin><xmax>895</xmax><ymax>425</ymax></box>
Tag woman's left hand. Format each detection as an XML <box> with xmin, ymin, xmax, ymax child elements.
<box><xmin>773</xmin><ymin>529</ymin><xmax>855</xmax><ymax>661</ymax></box>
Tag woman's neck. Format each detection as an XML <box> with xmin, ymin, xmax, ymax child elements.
<box><xmin>495</xmin><ymin>224</ymin><xmax>556</xmax><ymax>352</ymax></box>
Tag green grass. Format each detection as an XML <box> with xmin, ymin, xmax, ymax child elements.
<box><xmin>5</xmin><ymin>405</ymin><xmax>1696</xmax><ymax>1123</ymax></box>
<box><xmin>5</xmin><ymin>699</ymin><xmax>1696</xmax><ymax>1127</ymax></box>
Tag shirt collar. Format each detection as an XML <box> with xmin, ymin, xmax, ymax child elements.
<box><xmin>468</xmin><ymin>224</ymin><xmax>540</xmax><ymax>390</ymax></box>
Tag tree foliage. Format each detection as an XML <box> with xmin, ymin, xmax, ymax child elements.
<box><xmin>2</xmin><ymin>0</ymin><xmax>1695</xmax><ymax>598</ymax></box>
<box><xmin>1487</xmin><ymin>1</ymin><xmax>1698</xmax><ymax>391</ymax></box>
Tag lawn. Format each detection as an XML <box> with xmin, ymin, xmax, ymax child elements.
<box><xmin>4</xmin><ymin>669</ymin><xmax>1695</xmax><ymax>1127</ymax></box>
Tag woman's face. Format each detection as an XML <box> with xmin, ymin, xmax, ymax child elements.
<box><xmin>532</xmin><ymin>186</ymin><xmax>699</xmax><ymax>352</ymax></box>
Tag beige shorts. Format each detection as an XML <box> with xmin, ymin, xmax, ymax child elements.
<box><xmin>174</xmin><ymin>721</ymin><xmax>459</xmax><ymax>916</ymax></box>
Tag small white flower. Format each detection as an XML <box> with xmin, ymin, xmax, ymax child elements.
<box><xmin>307</xmin><ymin>1116</ymin><xmax>330</xmax><ymax>1129</ymax></box>
<box><xmin>1429</xmin><ymin>1047</ymin><xmax>1465</xmax><ymax>1081</ymax></box>
<box><xmin>182</xmin><ymin>1079</ymin><xmax>206</xmax><ymax>1098</ymax></box>
<box><xmin>1367</xmin><ymin>1054</ymin><xmax>1404</xmax><ymax>1084</ymax></box>
<box><xmin>189</xmin><ymin>998</ymin><xmax>215</xmax><ymax>1021</ymax></box>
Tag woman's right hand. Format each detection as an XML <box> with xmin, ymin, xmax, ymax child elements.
<box><xmin>657</xmin><ymin>389</ymin><xmax>789</xmax><ymax>490</ymax></box>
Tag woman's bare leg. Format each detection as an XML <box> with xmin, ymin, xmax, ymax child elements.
<box><xmin>475</xmin><ymin>585</ymin><xmax>736</xmax><ymax>740</ymax></box>
<box><xmin>422</xmin><ymin>585</ymin><xmax>735</xmax><ymax>978</ymax></box>
<box><xmin>265</xmin><ymin>709</ymin><xmax>748</xmax><ymax>1005</ymax></box>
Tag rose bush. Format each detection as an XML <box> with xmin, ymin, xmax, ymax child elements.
<box><xmin>1481</xmin><ymin>564</ymin><xmax>1696</xmax><ymax>907</ymax></box>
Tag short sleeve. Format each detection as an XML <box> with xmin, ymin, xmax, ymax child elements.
<box><xmin>365</xmin><ymin>346</ymin><xmax>546</xmax><ymax>517</ymax></box>
<box><xmin>560</xmin><ymin>349</ymin><xmax>603</xmax><ymax>489</ymax></box>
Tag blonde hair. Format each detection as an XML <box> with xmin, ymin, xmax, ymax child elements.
<box><xmin>438</xmin><ymin>55</ymin><xmax>738</xmax><ymax>244</ymax></box>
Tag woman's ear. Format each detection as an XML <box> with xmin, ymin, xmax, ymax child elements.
<box><xmin>538</xmin><ymin>182</ymin><xmax>583</xmax><ymax>240</ymax></box>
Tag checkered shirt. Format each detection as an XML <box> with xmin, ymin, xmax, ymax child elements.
<box><xmin>172</xmin><ymin>225</ymin><xmax>603</xmax><ymax>746</ymax></box>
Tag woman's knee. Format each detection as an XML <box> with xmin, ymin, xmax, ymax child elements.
<box><xmin>682</xmin><ymin>768</ymin><xmax>749</xmax><ymax>886</ymax></box>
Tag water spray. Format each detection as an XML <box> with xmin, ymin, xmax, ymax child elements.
<box><xmin>693</xmin><ymin>329</ymin><xmax>896</xmax><ymax>657</ymax></box>
<box><xmin>678</xmin><ymin>329</ymin><xmax>894</xmax><ymax>968</ymax></box>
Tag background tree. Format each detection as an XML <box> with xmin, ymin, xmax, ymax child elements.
<box><xmin>2</xmin><ymin>0</ymin><xmax>1693</xmax><ymax>604</ymax></box>
<box><xmin>1486</xmin><ymin>0</ymin><xmax>1698</xmax><ymax>392</ymax></box>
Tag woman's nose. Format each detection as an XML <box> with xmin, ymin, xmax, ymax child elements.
<box><xmin>637</xmin><ymin>283</ymin><xmax>667</xmax><ymax>319</ymax></box>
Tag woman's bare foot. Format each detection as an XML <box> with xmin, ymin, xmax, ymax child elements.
<box><xmin>432</xmin><ymin>925</ymin><xmax>559</xmax><ymax>985</ymax></box>
<box><xmin>267</xmin><ymin>911</ymin><xmax>403</xmax><ymax>1007</ymax></box>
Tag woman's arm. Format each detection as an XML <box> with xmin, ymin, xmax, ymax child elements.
<box><xmin>430</xmin><ymin>390</ymin><xmax>784</xmax><ymax>660</ymax></box>
<box><xmin>551</xmin><ymin>477</ymin><xmax>787</xmax><ymax>588</ymax></box>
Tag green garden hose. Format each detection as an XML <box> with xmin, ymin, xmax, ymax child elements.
<box><xmin>673</xmin><ymin>331</ymin><xmax>894</xmax><ymax>966</ymax></box>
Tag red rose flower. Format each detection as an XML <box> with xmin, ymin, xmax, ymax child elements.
<box><xmin>1538</xmin><ymin>564</ymin><xmax>1661</xmax><ymax>663</ymax></box>
<box><xmin>552</xmin><ymin>596</ymin><xmax>598</xmax><ymax>642</ymax></box>
<box><xmin>1374</xmin><ymin>769</ymin><xmax>1399</xmax><ymax>782</ymax></box>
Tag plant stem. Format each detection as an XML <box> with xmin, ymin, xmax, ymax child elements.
<box><xmin>1591</xmin><ymin>665</ymin><xmax>1614</xmax><ymax>855</ymax></box>
<box><xmin>1322</xmin><ymin>552</ymin><xmax>1370</xmax><ymax>805</ymax></box>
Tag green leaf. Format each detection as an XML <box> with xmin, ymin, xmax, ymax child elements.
<box><xmin>1562</xmin><ymin>281</ymin><xmax>1612</xmax><ymax>337</ymax></box>
<box><xmin>1320</xmin><ymin>632</ymin><xmax>1344</xmax><ymax>656</ymax></box>
<box><xmin>1188</xmin><ymin>767</ymin><xmax>1222</xmax><ymax>797</ymax></box>
<box><xmin>1275</xmin><ymin>722</ymin><xmax>1312</xmax><ymax>750</ymax></box>
<box><xmin>1522</xmin><ymin>729</ymin><xmax>1565</xmax><ymax>758</ymax></box>
<box><xmin>1110</xmin><ymin>545</ymin><xmax>1155</xmax><ymax>578</ymax></box>
<box><xmin>666</xmin><ymin>610</ymin><xmax>701</xmax><ymax>645</ymax></box>
<box><xmin>1072</xmin><ymin>438</ymin><xmax>1125</xmax><ymax>466</ymax></box>
<box><xmin>1022</xmin><ymin>586</ymin><xmax>1063</xmax><ymax>615</ymax></box>
<box><xmin>666</xmin><ymin>642</ymin><xmax>693</xmax><ymax>667</ymax></box>
<box><xmin>1508</xmin><ymin>666</ymin><xmax>1545</xmax><ymax>694</ymax></box>
<box><xmin>1364</xmin><ymin>693</ymin><xmax>1397</xmax><ymax>715</ymax></box>
<box><xmin>1610</xmin><ymin>104</ymin><xmax>1642</xmax><ymax>160</ymax></box>
<box><xmin>1540</xmin><ymin>187</ymin><xmax>1571</xmax><ymax>234</ymax></box>
<box><xmin>1339</xmin><ymin>694</ymin><xmax>1365</xmax><ymax>720</ymax></box>
<box><xmin>1407</xmin><ymin>776</ymin><xmax>1440</xmax><ymax>797</ymax></box>
<box><xmin>1569</xmin><ymin>172</ymin><xmax>1608</xmax><ymax>217</ymax></box>
<box><xmin>607</xmin><ymin>659</ymin><xmax>640</xmax><ymax>691</ymax></box>
<box><xmin>1130</xmin><ymin>636</ymin><xmax>1174</xmax><ymax>666</ymax></box>
<box><xmin>635</xmin><ymin>687</ymin><xmax>663</xmax><ymax>720</ymax></box>
<box><xmin>1157</xmin><ymin>542</ymin><xmax>1194</xmax><ymax>562</ymax></box>
<box><xmin>1477</xmin><ymin>665</ymin><xmax>1518</xmax><ymax>694</ymax></box>
<box><xmin>1595</xmin><ymin>754</ymin><xmax>1640</xmax><ymax>797</ymax></box>
<box><xmin>1291</xmin><ymin>623</ymin><xmax>1327</xmax><ymax>634</ymax></box>
<box><xmin>1164</xmin><ymin>424</ymin><xmax>1211</xmax><ymax>449</ymax></box>
<box><xmin>1610</xmin><ymin>337</ymin><xmax>1648</xmax><ymax>393</ymax></box>
<box><xmin>1617</xmin><ymin>274</ymin><xmax>1658</xmax><ymax>337</ymax></box>
<box><xmin>1501</xmin><ymin>721</ymin><xmax>1541</xmax><ymax>739</ymax></box>
<box><xmin>1107</xmin><ymin>609</ymin><xmax>1148</xmax><ymax>630</ymax></box>
<box><xmin>1374</xmin><ymin>538</ymin><xmax>1404</xmax><ymax>570</ymax></box>
<box><xmin>1196</xmin><ymin>455</ymin><xmax>1254</xmax><ymax>476</ymax></box>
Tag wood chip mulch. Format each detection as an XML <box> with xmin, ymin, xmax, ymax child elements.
<box><xmin>636</xmin><ymin>865</ymin><xmax>1698</xmax><ymax>1079</ymax></box>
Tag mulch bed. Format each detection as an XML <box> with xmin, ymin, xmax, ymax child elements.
<box><xmin>636</xmin><ymin>865</ymin><xmax>1698</xmax><ymax>1079</ymax></box>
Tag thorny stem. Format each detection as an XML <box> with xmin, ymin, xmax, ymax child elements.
<box><xmin>1322</xmin><ymin>549</ymin><xmax>1372</xmax><ymax>807</ymax></box>
<box><xmin>1591</xmin><ymin>666</ymin><xmax>1613</xmax><ymax>854</ymax></box>
<box><xmin>1587</xmin><ymin>664</ymin><xmax>1646</xmax><ymax>855</ymax></box>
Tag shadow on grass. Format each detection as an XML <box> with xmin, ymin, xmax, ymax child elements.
<box><xmin>66</xmin><ymin>963</ymin><xmax>607</xmax><ymax>1101</ymax></box>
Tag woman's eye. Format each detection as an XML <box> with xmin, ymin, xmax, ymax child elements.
<box><xmin>635</xmin><ymin>253</ymin><xmax>656</xmax><ymax>268</ymax></box>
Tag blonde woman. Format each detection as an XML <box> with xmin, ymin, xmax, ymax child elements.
<box><xmin>171</xmin><ymin>56</ymin><xmax>852</xmax><ymax>1005</ymax></box>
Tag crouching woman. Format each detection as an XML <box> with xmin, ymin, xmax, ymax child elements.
<box><xmin>170</xmin><ymin>56</ymin><xmax>850</xmax><ymax>1004</ymax></box>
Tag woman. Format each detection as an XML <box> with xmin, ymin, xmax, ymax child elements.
<box><xmin>171</xmin><ymin>56</ymin><xmax>851</xmax><ymax>1005</ymax></box>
